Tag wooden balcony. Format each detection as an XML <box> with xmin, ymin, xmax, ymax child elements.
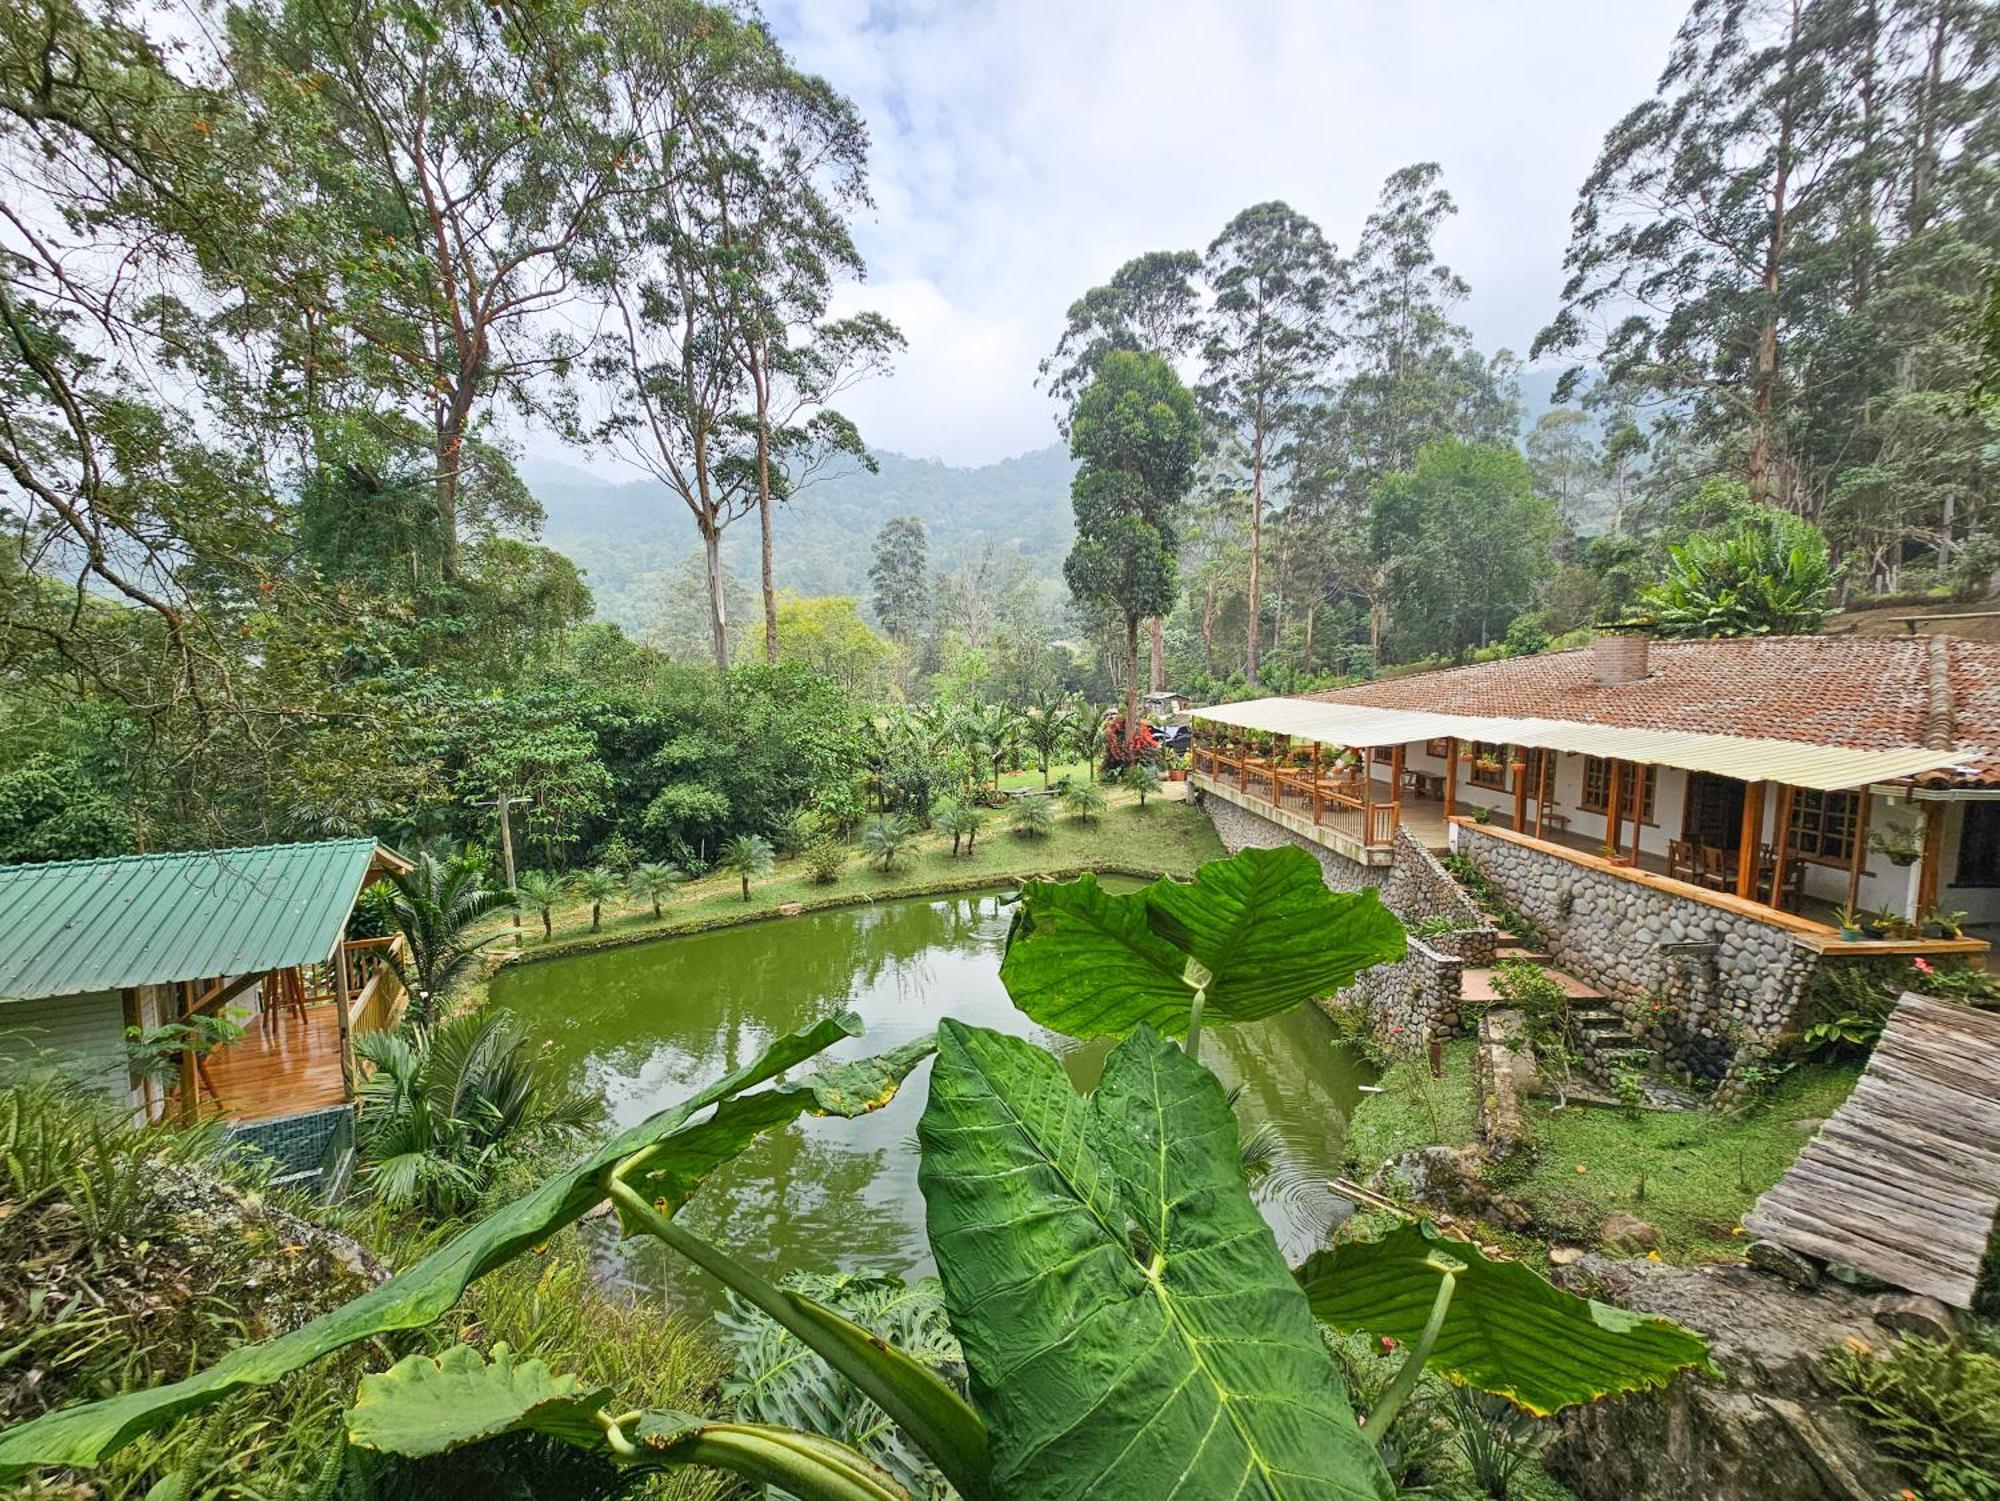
<box><xmin>1191</xmin><ymin>744</ymin><xmax>1402</xmax><ymax>851</ymax></box>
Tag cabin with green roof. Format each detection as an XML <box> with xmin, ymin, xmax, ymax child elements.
<box><xmin>0</xmin><ymin>838</ymin><xmax>410</xmax><ymax>1126</ymax></box>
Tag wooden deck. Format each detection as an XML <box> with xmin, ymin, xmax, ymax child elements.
<box><xmin>1744</xmin><ymin>991</ymin><xmax>2000</xmax><ymax>1307</ymax></box>
<box><xmin>199</xmin><ymin>1003</ymin><xmax>349</xmax><ymax>1122</ymax></box>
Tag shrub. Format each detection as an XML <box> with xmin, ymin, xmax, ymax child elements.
<box><xmin>1827</xmin><ymin>1336</ymin><xmax>2000</xmax><ymax>1500</ymax></box>
<box><xmin>1009</xmin><ymin>796</ymin><xmax>1053</xmax><ymax>839</ymax></box>
<box><xmin>718</xmin><ymin>833</ymin><xmax>777</xmax><ymax>900</ymax></box>
<box><xmin>935</xmin><ymin>802</ymin><xmax>985</xmax><ymax>857</ymax></box>
<box><xmin>802</xmin><ymin>836</ymin><xmax>846</xmax><ymax>885</ymax></box>
<box><xmin>1123</xmin><ymin>761</ymin><xmax>1164</xmax><ymax>808</ymax></box>
<box><xmin>1061</xmin><ymin>780</ymin><xmax>1108</xmax><ymax>826</ymax></box>
<box><xmin>862</xmin><ymin>813</ymin><xmax>918</xmax><ymax>872</ymax></box>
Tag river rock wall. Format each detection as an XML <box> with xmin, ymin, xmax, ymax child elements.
<box><xmin>1453</xmin><ymin>825</ymin><xmax>1820</xmax><ymax>1082</ymax></box>
<box><xmin>1197</xmin><ymin>788</ymin><xmax>1377</xmax><ymax>892</ymax></box>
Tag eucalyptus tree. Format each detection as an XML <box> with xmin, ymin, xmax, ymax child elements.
<box><xmin>1038</xmin><ymin>250</ymin><xmax>1203</xmax><ymax>424</ymax></box>
<box><xmin>1063</xmin><ymin>352</ymin><xmax>1202</xmax><ymax>757</ymax></box>
<box><xmin>229</xmin><ymin>0</ymin><xmax>644</xmax><ymax>582</ymax></box>
<box><xmin>1199</xmin><ymin>202</ymin><xmax>1343</xmax><ymax>684</ymax></box>
<box><xmin>869</xmin><ymin>516</ymin><xmax>932</xmax><ymax>644</ymax></box>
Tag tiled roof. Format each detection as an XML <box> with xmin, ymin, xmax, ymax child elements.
<box><xmin>0</xmin><ymin>840</ymin><xmax>387</xmax><ymax>1002</ymax></box>
<box><xmin>1310</xmin><ymin>636</ymin><xmax>2000</xmax><ymax>786</ymax></box>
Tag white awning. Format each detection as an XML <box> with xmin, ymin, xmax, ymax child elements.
<box><xmin>1192</xmin><ymin>698</ymin><xmax>1971</xmax><ymax>792</ymax></box>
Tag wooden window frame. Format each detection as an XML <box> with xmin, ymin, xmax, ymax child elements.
<box><xmin>1468</xmin><ymin>741</ymin><xmax>1510</xmax><ymax>790</ymax></box>
<box><xmin>1788</xmin><ymin>788</ymin><xmax>1860</xmax><ymax>868</ymax></box>
<box><xmin>1579</xmin><ymin>757</ymin><xmax>1657</xmax><ymax>824</ymax></box>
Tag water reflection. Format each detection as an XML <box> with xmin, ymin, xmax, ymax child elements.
<box><xmin>491</xmin><ymin>888</ymin><xmax>1375</xmax><ymax>1314</ymax></box>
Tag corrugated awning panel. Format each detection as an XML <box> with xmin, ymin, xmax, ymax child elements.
<box><xmin>0</xmin><ymin>839</ymin><xmax>387</xmax><ymax>1002</ymax></box>
<box><xmin>1192</xmin><ymin>698</ymin><xmax>1968</xmax><ymax>792</ymax></box>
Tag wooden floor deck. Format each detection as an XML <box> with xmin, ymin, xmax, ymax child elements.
<box><xmin>200</xmin><ymin>1003</ymin><xmax>349</xmax><ymax>1122</ymax></box>
<box><xmin>1744</xmin><ymin>991</ymin><xmax>2000</xmax><ymax>1307</ymax></box>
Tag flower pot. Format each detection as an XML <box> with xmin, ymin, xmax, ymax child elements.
<box><xmin>1888</xmin><ymin>853</ymin><xmax>1918</xmax><ymax>867</ymax></box>
<box><xmin>1838</xmin><ymin>927</ymin><xmax>1865</xmax><ymax>943</ymax></box>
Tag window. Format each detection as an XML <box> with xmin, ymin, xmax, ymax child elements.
<box><xmin>1956</xmin><ymin>802</ymin><xmax>2000</xmax><ymax>888</ymax></box>
<box><xmin>1789</xmin><ymin>789</ymin><xmax>1860</xmax><ymax>865</ymax></box>
<box><xmin>1580</xmin><ymin>757</ymin><xmax>1656</xmax><ymax>822</ymax></box>
<box><xmin>1468</xmin><ymin>741</ymin><xmax>1510</xmax><ymax>790</ymax></box>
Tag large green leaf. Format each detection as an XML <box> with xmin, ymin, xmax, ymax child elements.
<box><xmin>0</xmin><ymin>1012</ymin><xmax>896</xmax><ymax>1477</ymax></box>
<box><xmin>998</xmin><ymin>846</ymin><xmax>1405</xmax><ymax>1037</ymax></box>
<box><xmin>348</xmin><ymin>1345</ymin><xmax>914</xmax><ymax>1501</ymax></box>
<box><xmin>347</xmin><ymin>1343</ymin><xmax>612</xmax><ymax>1457</ymax></box>
<box><xmin>917</xmin><ymin>1018</ymin><xmax>1393</xmax><ymax>1500</ymax></box>
<box><xmin>1298</xmin><ymin>1220</ymin><xmax>1714</xmax><ymax>1417</ymax></box>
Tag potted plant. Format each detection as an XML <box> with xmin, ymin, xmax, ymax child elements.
<box><xmin>1470</xmin><ymin>805</ymin><xmax>1492</xmax><ymax>824</ymax></box>
<box><xmin>1834</xmin><ymin>905</ymin><xmax>1866</xmax><ymax>942</ymax></box>
<box><xmin>1926</xmin><ymin>906</ymin><xmax>1968</xmax><ymax>939</ymax></box>
<box><xmin>1863</xmin><ymin>906</ymin><xmax>1896</xmax><ymax>938</ymax></box>
<box><xmin>1868</xmin><ymin>826</ymin><xmax>1923</xmax><ymax>867</ymax></box>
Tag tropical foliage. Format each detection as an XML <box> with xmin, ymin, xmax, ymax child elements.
<box><xmin>720</xmin><ymin>835</ymin><xmax>778</xmax><ymax>901</ymax></box>
<box><xmin>368</xmin><ymin>851</ymin><xmax>514</xmax><ymax>1023</ymax></box>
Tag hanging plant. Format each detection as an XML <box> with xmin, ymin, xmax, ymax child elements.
<box><xmin>1868</xmin><ymin>826</ymin><xmax>1922</xmax><ymax>867</ymax></box>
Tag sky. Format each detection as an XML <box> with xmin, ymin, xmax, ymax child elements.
<box><xmin>739</xmin><ymin>0</ymin><xmax>1688</xmax><ymax>469</ymax></box>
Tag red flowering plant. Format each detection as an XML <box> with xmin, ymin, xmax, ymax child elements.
<box><xmin>1102</xmin><ymin>713</ymin><xmax>1159</xmax><ymax>769</ymax></box>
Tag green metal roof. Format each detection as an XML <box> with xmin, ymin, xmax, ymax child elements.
<box><xmin>0</xmin><ymin>840</ymin><xmax>387</xmax><ymax>1002</ymax></box>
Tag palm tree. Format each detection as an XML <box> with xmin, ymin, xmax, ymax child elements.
<box><xmin>511</xmin><ymin>870</ymin><xmax>565</xmax><ymax>939</ymax></box>
<box><xmin>862</xmin><ymin>814</ymin><xmax>917</xmax><ymax>872</ymax></box>
<box><xmin>1025</xmin><ymin>693</ymin><xmax>1079</xmax><ymax>786</ymax></box>
<box><xmin>1010</xmin><ymin>797</ymin><xmax>1054</xmax><ymax>840</ymax></box>
<box><xmin>720</xmin><ymin>833</ymin><xmax>776</xmax><ymax>901</ymax></box>
<box><xmin>1066</xmin><ymin>705</ymin><xmax>1107</xmax><ymax>782</ymax></box>
<box><xmin>936</xmin><ymin>802</ymin><xmax>985</xmax><ymax>857</ymax></box>
<box><xmin>1124</xmin><ymin>761</ymin><xmax>1164</xmax><ymax>809</ymax></box>
<box><xmin>354</xmin><ymin>1012</ymin><xmax>596</xmax><ymax>1216</ymax></box>
<box><xmin>368</xmin><ymin>849</ymin><xmax>514</xmax><ymax>1025</ymax></box>
<box><xmin>628</xmin><ymin>861</ymin><xmax>682</xmax><ymax>920</ymax></box>
<box><xmin>1062</xmin><ymin>781</ymin><xmax>1108</xmax><ymax>826</ymax></box>
<box><xmin>573</xmin><ymin>867</ymin><xmax>622</xmax><ymax>931</ymax></box>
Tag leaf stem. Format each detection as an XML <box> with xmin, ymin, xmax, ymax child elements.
<box><xmin>1364</xmin><ymin>1269</ymin><xmax>1455</xmax><ymax>1444</ymax></box>
<box><xmin>1185</xmin><ymin>986</ymin><xmax>1206</xmax><ymax>1063</ymax></box>
<box><xmin>607</xmin><ymin>1148</ymin><xmax>990</xmax><ymax>1499</ymax></box>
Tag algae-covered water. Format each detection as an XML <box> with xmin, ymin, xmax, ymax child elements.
<box><xmin>489</xmin><ymin>886</ymin><xmax>1373</xmax><ymax>1311</ymax></box>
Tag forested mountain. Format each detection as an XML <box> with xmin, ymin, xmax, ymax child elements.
<box><xmin>522</xmin><ymin>445</ymin><xmax>1078</xmax><ymax>632</ymax></box>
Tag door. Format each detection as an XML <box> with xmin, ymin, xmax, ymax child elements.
<box><xmin>1683</xmin><ymin>773</ymin><xmax>1746</xmax><ymax>852</ymax></box>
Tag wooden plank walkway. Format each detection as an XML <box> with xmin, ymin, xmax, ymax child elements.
<box><xmin>200</xmin><ymin>1003</ymin><xmax>349</xmax><ymax>1122</ymax></box>
<box><xmin>1744</xmin><ymin>991</ymin><xmax>2000</xmax><ymax>1307</ymax></box>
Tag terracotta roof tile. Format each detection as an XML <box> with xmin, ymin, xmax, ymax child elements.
<box><xmin>1308</xmin><ymin>636</ymin><xmax>2000</xmax><ymax>785</ymax></box>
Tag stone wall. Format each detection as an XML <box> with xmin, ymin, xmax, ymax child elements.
<box><xmin>1383</xmin><ymin>826</ymin><xmax>1496</xmax><ymax>963</ymax></box>
<box><xmin>1344</xmin><ymin>934</ymin><xmax>1465</xmax><ymax>1043</ymax></box>
<box><xmin>228</xmin><ymin>1103</ymin><xmax>356</xmax><ymax>1199</ymax></box>
<box><xmin>1454</xmin><ymin>826</ymin><xmax>1820</xmax><ymax>1082</ymax></box>
<box><xmin>1197</xmin><ymin>788</ymin><xmax>1376</xmax><ymax>892</ymax></box>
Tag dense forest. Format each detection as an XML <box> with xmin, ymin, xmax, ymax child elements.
<box><xmin>0</xmin><ymin>0</ymin><xmax>1995</xmax><ymax>871</ymax></box>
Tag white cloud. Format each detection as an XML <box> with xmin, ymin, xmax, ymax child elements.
<box><xmin>763</xmin><ymin>0</ymin><xmax>1685</xmax><ymax>465</ymax></box>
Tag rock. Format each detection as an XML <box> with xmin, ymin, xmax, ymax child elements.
<box><xmin>1871</xmin><ymin>1293</ymin><xmax>1958</xmax><ymax>1342</ymax></box>
<box><xmin>1549</xmin><ymin>1244</ymin><xmax>1586</xmax><ymax>1267</ymax></box>
<box><xmin>1601</xmin><ymin>1211</ymin><xmax>1662</xmax><ymax>1254</ymax></box>
<box><xmin>778</xmin><ymin>902</ymin><xmax>803</xmax><ymax>916</ymax></box>
<box><xmin>1544</xmin><ymin>1255</ymin><xmax>1906</xmax><ymax>1501</ymax></box>
<box><xmin>1790</xmin><ymin>1117</ymin><xmax>1825</xmax><ymax>1134</ymax></box>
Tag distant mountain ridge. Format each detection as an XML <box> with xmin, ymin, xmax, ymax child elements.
<box><xmin>522</xmin><ymin>444</ymin><xmax>1077</xmax><ymax>633</ymax></box>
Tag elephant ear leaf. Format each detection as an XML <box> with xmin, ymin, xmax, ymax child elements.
<box><xmin>918</xmin><ymin>1019</ymin><xmax>1393</xmax><ymax>1500</ymax></box>
<box><xmin>347</xmin><ymin>1344</ymin><xmax>612</xmax><ymax>1458</ymax></box>
<box><xmin>1299</xmin><ymin>1220</ymin><xmax>1714</xmax><ymax>1417</ymax></box>
<box><xmin>999</xmin><ymin>845</ymin><xmax>1405</xmax><ymax>1037</ymax></box>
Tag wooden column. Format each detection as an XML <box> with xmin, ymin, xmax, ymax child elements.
<box><xmin>1768</xmin><ymin>784</ymin><xmax>1797</xmax><ymax>911</ymax></box>
<box><xmin>1390</xmin><ymin>742</ymin><xmax>1405</xmax><ymax>797</ymax></box>
<box><xmin>1605</xmin><ymin>759</ymin><xmax>1626</xmax><ymax>859</ymax></box>
<box><xmin>1736</xmin><ymin>781</ymin><xmax>1767</xmax><ymax>899</ymax></box>
<box><xmin>1443</xmin><ymin>738</ymin><xmax>1458</xmax><ymax>820</ymax></box>
<box><xmin>1916</xmin><ymin>800</ymin><xmax>1944</xmax><ymax>919</ymax></box>
<box><xmin>1535</xmin><ymin>752</ymin><xmax>1552</xmax><ymax>838</ymax></box>
<box><xmin>1627</xmin><ymin>768</ymin><xmax>1644</xmax><ymax>866</ymax></box>
<box><xmin>1511</xmin><ymin>750</ymin><xmax>1530</xmax><ymax>833</ymax></box>
<box><xmin>332</xmin><ymin>942</ymin><xmax>355</xmax><ymax>1102</ymax></box>
<box><xmin>1311</xmin><ymin>742</ymin><xmax>1324</xmax><ymax>824</ymax></box>
<box><xmin>1845</xmin><ymin>787</ymin><xmax>1873</xmax><ymax>914</ymax></box>
<box><xmin>1362</xmin><ymin>746</ymin><xmax>1375</xmax><ymax>819</ymax></box>
<box><xmin>176</xmin><ymin>979</ymin><xmax>196</xmax><ymax>1124</ymax></box>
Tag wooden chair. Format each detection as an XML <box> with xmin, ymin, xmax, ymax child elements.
<box><xmin>1696</xmin><ymin>844</ymin><xmax>1731</xmax><ymax>890</ymax></box>
<box><xmin>1666</xmin><ymin>839</ymin><xmax>1693</xmax><ymax>880</ymax></box>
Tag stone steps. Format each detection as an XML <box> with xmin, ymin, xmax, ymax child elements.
<box><xmin>1492</xmin><ymin>944</ymin><xmax>1552</xmax><ymax>963</ymax></box>
<box><xmin>1460</xmin><ymin>965</ymin><xmax>1606</xmax><ymax>1004</ymax></box>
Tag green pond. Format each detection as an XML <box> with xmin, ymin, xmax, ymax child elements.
<box><xmin>489</xmin><ymin>886</ymin><xmax>1375</xmax><ymax>1313</ymax></box>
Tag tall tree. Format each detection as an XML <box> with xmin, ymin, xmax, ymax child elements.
<box><xmin>1199</xmin><ymin>202</ymin><xmax>1342</xmax><ymax>685</ymax></box>
<box><xmin>1063</xmin><ymin>352</ymin><xmax>1201</xmax><ymax>755</ymax></box>
<box><xmin>1039</xmin><ymin>250</ymin><xmax>1203</xmax><ymax>420</ymax></box>
<box><xmin>869</xmin><ymin>516</ymin><xmax>931</xmax><ymax>644</ymax></box>
<box><xmin>1525</xmin><ymin>408</ymin><xmax>1603</xmax><ymax>531</ymax></box>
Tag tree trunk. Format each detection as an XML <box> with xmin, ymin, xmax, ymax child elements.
<box><xmin>703</xmin><ymin>524</ymin><xmax>730</xmax><ymax>678</ymax></box>
<box><xmin>1148</xmin><ymin>617</ymin><xmax>1165</xmax><ymax>691</ymax></box>
<box><xmin>1246</xmin><ymin>422</ymin><xmax>1265</xmax><ymax>684</ymax></box>
<box><xmin>1907</xmin><ymin>2</ymin><xmax>1947</xmax><ymax>234</ymax></box>
<box><xmin>750</xmin><ymin>344</ymin><xmax>779</xmax><ymax>664</ymax></box>
<box><xmin>1747</xmin><ymin>0</ymin><xmax>1801</xmax><ymax>511</ymax></box>
<box><xmin>1302</xmin><ymin>602</ymin><xmax>1315</xmax><ymax>673</ymax></box>
<box><xmin>1124</xmin><ymin>614</ymin><xmax>1142</xmax><ymax>762</ymax></box>
<box><xmin>1200</xmin><ymin>578</ymin><xmax>1218</xmax><ymax>673</ymax></box>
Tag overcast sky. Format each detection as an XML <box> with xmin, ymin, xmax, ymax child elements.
<box><xmin>726</xmin><ymin>0</ymin><xmax>1686</xmax><ymax>469</ymax></box>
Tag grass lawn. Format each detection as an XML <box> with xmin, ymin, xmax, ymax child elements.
<box><xmin>489</xmin><ymin>778</ymin><xmax>1222</xmax><ymax>957</ymax></box>
<box><xmin>1348</xmin><ymin>1040</ymin><xmax>1863</xmax><ymax>1264</ymax></box>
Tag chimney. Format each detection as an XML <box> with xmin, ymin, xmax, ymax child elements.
<box><xmin>1593</xmin><ymin>632</ymin><xmax>1650</xmax><ymax>686</ymax></box>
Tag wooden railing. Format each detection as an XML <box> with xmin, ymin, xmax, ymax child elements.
<box><xmin>346</xmin><ymin>936</ymin><xmax>408</xmax><ymax>1034</ymax></box>
<box><xmin>1191</xmin><ymin>740</ymin><xmax>1401</xmax><ymax>848</ymax></box>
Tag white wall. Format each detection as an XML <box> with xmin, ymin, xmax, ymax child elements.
<box><xmin>0</xmin><ymin>990</ymin><xmax>134</xmax><ymax>1104</ymax></box>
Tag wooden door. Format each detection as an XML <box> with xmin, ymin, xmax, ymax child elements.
<box><xmin>1682</xmin><ymin>773</ymin><xmax>1746</xmax><ymax>852</ymax></box>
